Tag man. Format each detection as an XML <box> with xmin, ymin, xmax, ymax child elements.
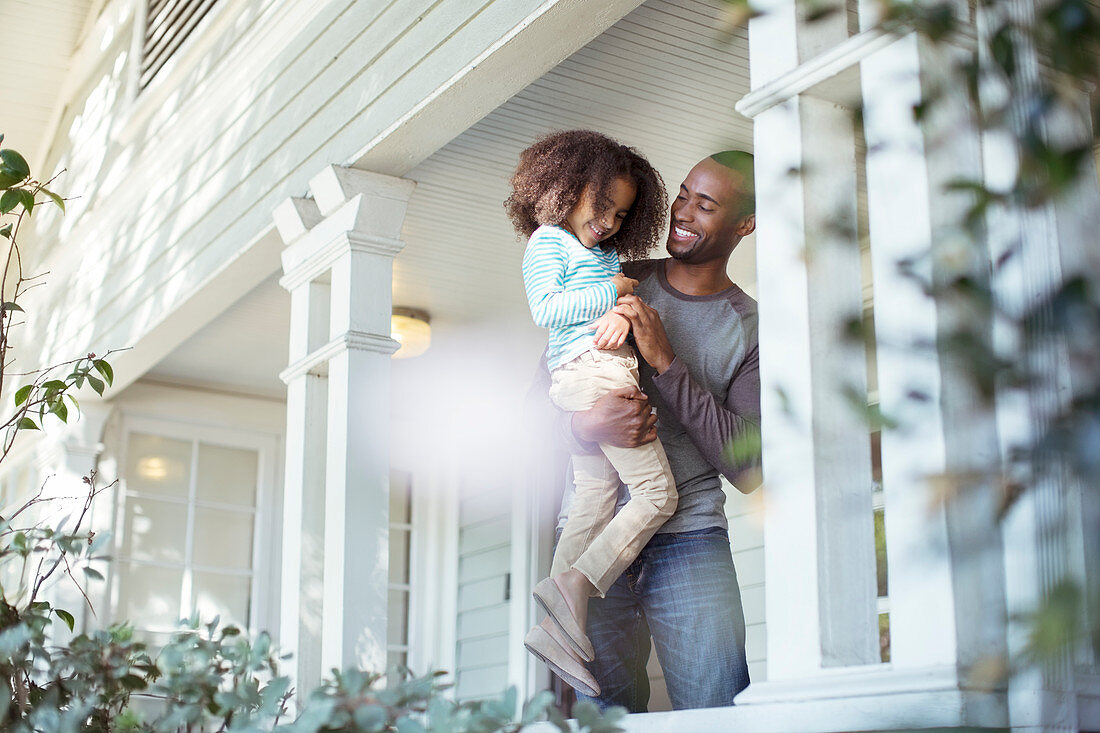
<box><xmin>539</xmin><ymin>151</ymin><xmax>761</xmax><ymax>712</ymax></box>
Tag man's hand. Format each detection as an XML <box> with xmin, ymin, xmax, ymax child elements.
<box><xmin>613</xmin><ymin>295</ymin><xmax>675</xmax><ymax>374</ymax></box>
<box><xmin>571</xmin><ymin>386</ymin><xmax>657</xmax><ymax>448</ymax></box>
<box><xmin>591</xmin><ymin>311</ymin><xmax>631</xmax><ymax>350</ymax></box>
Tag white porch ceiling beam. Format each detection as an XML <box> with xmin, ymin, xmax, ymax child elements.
<box><xmin>348</xmin><ymin>0</ymin><xmax>648</xmax><ymax>176</ymax></box>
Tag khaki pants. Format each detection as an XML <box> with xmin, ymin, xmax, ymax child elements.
<box><xmin>548</xmin><ymin>345</ymin><xmax>677</xmax><ymax>595</ymax></box>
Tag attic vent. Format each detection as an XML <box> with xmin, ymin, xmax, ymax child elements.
<box><xmin>140</xmin><ymin>0</ymin><xmax>221</xmax><ymax>89</ymax></box>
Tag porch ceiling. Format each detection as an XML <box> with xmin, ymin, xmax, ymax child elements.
<box><xmin>396</xmin><ymin>0</ymin><xmax>755</xmax><ymax>327</ymax></box>
<box><xmin>0</xmin><ymin>0</ymin><xmax>94</xmax><ymax>168</ymax></box>
<box><xmin>146</xmin><ymin>0</ymin><xmax>753</xmax><ymax>397</ymax></box>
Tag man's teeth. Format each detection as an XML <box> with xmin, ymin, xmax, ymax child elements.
<box><xmin>675</xmin><ymin>226</ymin><xmax>698</xmax><ymax>239</ymax></box>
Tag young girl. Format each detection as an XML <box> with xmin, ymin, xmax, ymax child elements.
<box><xmin>506</xmin><ymin>130</ymin><xmax>676</xmax><ymax>696</ymax></box>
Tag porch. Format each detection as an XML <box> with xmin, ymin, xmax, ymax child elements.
<box><xmin>3</xmin><ymin>0</ymin><xmax>1097</xmax><ymax>730</ymax></box>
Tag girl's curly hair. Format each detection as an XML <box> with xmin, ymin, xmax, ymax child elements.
<box><xmin>504</xmin><ymin>130</ymin><xmax>667</xmax><ymax>261</ymax></box>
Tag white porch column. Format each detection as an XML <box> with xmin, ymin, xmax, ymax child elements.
<box><xmin>859</xmin><ymin>28</ymin><xmax>1009</xmax><ymax>699</ymax></box>
<box><xmin>733</xmin><ymin>1</ymin><xmax>1014</xmax><ymax>728</ymax></box>
<box><xmin>274</xmin><ymin>166</ymin><xmax>415</xmax><ymax>690</ymax></box>
<box><xmin>741</xmin><ymin>0</ymin><xmax>878</xmax><ymax>683</ymax></box>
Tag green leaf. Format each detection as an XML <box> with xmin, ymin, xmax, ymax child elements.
<box><xmin>16</xmin><ymin>188</ymin><xmax>33</xmax><ymax>215</ymax></box>
<box><xmin>53</xmin><ymin>608</ymin><xmax>75</xmax><ymax>632</ymax></box>
<box><xmin>395</xmin><ymin>716</ymin><xmax>427</xmax><ymax>733</ymax></box>
<box><xmin>0</xmin><ymin>624</ymin><xmax>30</xmax><ymax>657</ymax></box>
<box><xmin>521</xmin><ymin>690</ymin><xmax>554</xmax><ymax>724</ymax></box>
<box><xmin>0</xmin><ymin>678</ymin><xmax>10</xmax><ymax>720</ymax></box>
<box><xmin>0</xmin><ymin>189</ymin><xmax>20</xmax><ymax>213</ymax></box>
<box><xmin>40</xmin><ymin>187</ymin><xmax>64</xmax><ymax>212</ymax></box>
<box><xmin>0</xmin><ymin>149</ymin><xmax>30</xmax><ymax>189</ymax></box>
<box><xmin>17</xmin><ymin>417</ymin><xmax>38</xmax><ymax>430</ymax></box>
<box><xmin>93</xmin><ymin>359</ymin><xmax>114</xmax><ymax>386</ymax></box>
<box><xmin>0</xmin><ymin>224</ymin><xmax>10</xmax><ymax>238</ymax></box>
<box><xmin>50</xmin><ymin>399</ymin><xmax>69</xmax><ymax>422</ymax></box>
<box><xmin>120</xmin><ymin>673</ymin><xmax>146</xmax><ymax>691</ymax></box>
<box><xmin>3</xmin><ymin>301</ymin><xmax>23</xmax><ymax>313</ymax></box>
<box><xmin>14</xmin><ymin>384</ymin><xmax>32</xmax><ymax>406</ymax></box>
<box><xmin>42</xmin><ymin>379</ymin><xmax>65</xmax><ymax>391</ymax></box>
<box><xmin>87</xmin><ymin>375</ymin><xmax>105</xmax><ymax>395</ymax></box>
<box><xmin>82</xmin><ymin>566</ymin><xmax>105</xmax><ymax>582</ymax></box>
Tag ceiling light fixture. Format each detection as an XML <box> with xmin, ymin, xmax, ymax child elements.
<box><xmin>391</xmin><ymin>307</ymin><xmax>431</xmax><ymax>359</ymax></box>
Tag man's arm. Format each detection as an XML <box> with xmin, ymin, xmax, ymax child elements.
<box><xmin>652</xmin><ymin>347</ymin><xmax>761</xmax><ymax>492</ymax></box>
<box><xmin>533</xmin><ymin>354</ymin><xmax>658</xmax><ymax>455</ymax></box>
<box><xmin>616</xmin><ymin>294</ymin><xmax>762</xmax><ymax>492</ymax></box>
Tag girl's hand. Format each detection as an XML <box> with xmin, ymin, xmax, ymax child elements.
<box><xmin>592</xmin><ymin>311</ymin><xmax>631</xmax><ymax>350</ymax></box>
<box><xmin>613</xmin><ymin>295</ymin><xmax>675</xmax><ymax>373</ymax></box>
<box><xmin>612</xmin><ymin>273</ymin><xmax>638</xmax><ymax>298</ymax></box>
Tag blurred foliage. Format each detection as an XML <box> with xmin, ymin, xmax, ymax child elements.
<box><xmin>0</xmin><ymin>471</ymin><xmax>618</xmax><ymax>725</ymax></box>
<box><xmin>720</xmin><ymin>0</ymin><xmax>1100</xmax><ymax>679</ymax></box>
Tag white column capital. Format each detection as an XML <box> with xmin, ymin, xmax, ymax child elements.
<box><xmin>273</xmin><ymin>196</ymin><xmax>322</xmax><ymax>245</ymax></box>
<box><xmin>308</xmin><ymin>165</ymin><xmax>416</xmax><ymax>219</ymax></box>
<box><xmin>275</xmin><ymin>166</ymin><xmax>415</xmax><ymax>291</ymax></box>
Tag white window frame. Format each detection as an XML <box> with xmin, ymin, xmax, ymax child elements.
<box><xmin>388</xmin><ymin>469</ymin><xmax>415</xmax><ymax>669</ymax></box>
<box><xmin>401</xmin><ymin>461</ymin><xmax>460</xmax><ymax>678</ymax></box>
<box><xmin>109</xmin><ymin>415</ymin><xmax>281</xmax><ymax>636</ymax></box>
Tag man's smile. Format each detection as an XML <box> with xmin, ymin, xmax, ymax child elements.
<box><xmin>670</xmin><ymin>224</ymin><xmax>700</xmax><ymax>243</ymax></box>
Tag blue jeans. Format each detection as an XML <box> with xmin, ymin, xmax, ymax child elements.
<box><xmin>576</xmin><ymin>527</ymin><xmax>749</xmax><ymax>712</ymax></box>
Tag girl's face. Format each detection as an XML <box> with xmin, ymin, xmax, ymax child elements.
<box><xmin>562</xmin><ymin>176</ymin><xmax>637</xmax><ymax>249</ymax></box>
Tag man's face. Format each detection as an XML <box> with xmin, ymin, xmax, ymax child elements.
<box><xmin>666</xmin><ymin>158</ymin><xmax>754</xmax><ymax>264</ymax></box>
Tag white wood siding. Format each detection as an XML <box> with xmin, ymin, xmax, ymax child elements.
<box><xmin>455</xmin><ymin>488</ymin><xmax>512</xmax><ymax>700</ymax></box>
<box><xmin>18</xmin><ymin>0</ymin><xmax>585</xmax><ymax>375</ymax></box>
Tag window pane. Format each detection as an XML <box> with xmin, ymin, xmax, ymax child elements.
<box><xmin>127</xmin><ymin>433</ymin><xmax>192</xmax><ymax>498</ymax></box>
<box><xmin>119</xmin><ymin>563</ymin><xmax>183</xmax><ymax>628</ymax></box>
<box><xmin>192</xmin><ymin>572</ymin><xmax>251</xmax><ymax>629</ymax></box>
<box><xmin>388</xmin><ymin>589</ymin><xmax>409</xmax><ymax>646</ymax></box>
<box><xmin>389</xmin><ymin>528</ymin><xmax>410</xmax><ymax>585</ymax></box>
<box><xmin>192</xmin><ymin>507</ymin><xmax>253</xmax><ymax>571</ymax></box>
<box><xmin>123</xmin><ymin>498</ymin><xmax>187</xmax><ymax>563</ymax></box>
<box><xmin>390</xmin><ymin>471</ymin><xmax>411</xmax><ymax>524</ymax></box>
<box><xmin>196</xmin><ymin>444</ymin><xmax>258</xmax><ymax>506</ymax></box>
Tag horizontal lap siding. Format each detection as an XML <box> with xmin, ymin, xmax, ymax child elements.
<box><xmin>455</xmin><ymin>490</ymin><xmax>511</xmax><ymax>700</ymax></box>
<box><xmin>27</xmin><ymin>0</ymin><xmax>550</xmax><ymax>368</ymax></box>
<box><xmin>728</xmin><ymin>486</ymin><xmax>767</xmax><ymax>682</ymax></box>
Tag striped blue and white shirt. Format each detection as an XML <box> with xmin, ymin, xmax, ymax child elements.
<box><xmin>522</xmin><ymin>224</ymin><xmax>620</xmax><ymax>370</ymax></box>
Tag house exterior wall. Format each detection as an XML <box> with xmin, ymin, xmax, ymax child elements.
<box><xmin>18</xmin><ymin>0</ymin><xmax>641</xmax><ymax>390</ymax></box>
<box><xmin>23</xmin><ymin>0</ymin><xmax>1099</xmax><ymax>730</ymax></box>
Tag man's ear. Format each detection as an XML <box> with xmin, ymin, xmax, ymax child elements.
<box><xmin>736</xmin><ymin>213</ymin><xmax>756</xmax><ymax>237</ymax></box>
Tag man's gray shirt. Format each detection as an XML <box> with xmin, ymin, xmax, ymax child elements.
<box><xmin>553</xmin><ymin>258</ymin><xmax>761</xmax><ymax>534</ymax></box>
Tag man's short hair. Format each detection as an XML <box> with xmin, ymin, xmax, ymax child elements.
<box><xmin>708</xmin><ymin>151</ymin><xmax>754</xmax><ymax>218</ymax></box>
